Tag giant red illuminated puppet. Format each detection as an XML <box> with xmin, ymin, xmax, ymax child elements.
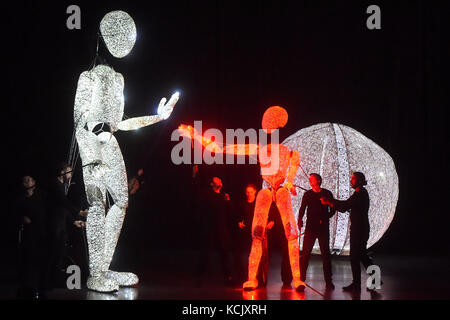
<box><xmin>179</xmin><ymin>106</ymin><xmax>306</xmax><ymax>291</ymax></box>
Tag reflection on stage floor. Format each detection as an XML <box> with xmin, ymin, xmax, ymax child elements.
<box><xmin>1</xmin><ymin>252</ymin><xmax>449</xmax><ymax>300</ymax></box>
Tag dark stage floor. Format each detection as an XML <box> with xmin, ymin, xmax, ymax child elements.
<box><xmin>1</xmin><ymin>252</ymin><xmax>449</xmax><ymax>300</ymax></box>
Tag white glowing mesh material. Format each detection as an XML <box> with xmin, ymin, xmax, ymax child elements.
<box><xmin>100</xmin><ymin>11</ymin><xmax>137</xmax><ymax>58</ymax></box>
<box><xmin>74</xmin><ymin>63</ymin><xmax>178</xmax><ymax>292</ymax></box>
<box><xmin>73</xmin><ymin>10</ymin><xmax>179</xmax><ymax>292</ymax></box>
<box><xmin>74</xmin><ymin>63</ymin><xmax>134</xmax><ymax>292</ymax></box>
<box><xmin>282</xmin><ymin>123</ymin><xmax>399</xmax><ymax>255</ymax></box>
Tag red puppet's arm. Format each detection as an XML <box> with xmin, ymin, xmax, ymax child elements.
<box><xmin>284</xmin><ymin>150</ymin><xmax>300</xmax><ymax>196</ymax></box>
<box><xmin>177</xmin><ymin>124</ymin><xmax>259</xmax><ymax>156</ymax></box>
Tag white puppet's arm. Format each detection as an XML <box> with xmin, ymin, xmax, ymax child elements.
<box><xmin>73</xmin><ymin>71</ymin><xmax>103</xmax><ymax>164</ymax></box>
<box><xmin>74</xmin><ymin>71</ymin><xmax>94</xmax><ymax>130</ymax></box>
<box><xmin>117</xmin><ymin>92</ymin><xmax>179</xmax><ymax>131</ymax></box>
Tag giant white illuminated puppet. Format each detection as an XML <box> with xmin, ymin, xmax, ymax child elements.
<box><xmin>74</xmin><ymin>11</ymin><xmax>179</xmax><ymax>292</ymax></box>
<box><xmin>179</xmin><ymin>106</ymin><xmax>307</xmax><ymax>292</ymax></box>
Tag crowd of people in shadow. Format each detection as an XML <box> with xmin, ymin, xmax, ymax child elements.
<box><xmin>14</xmin><ymin>163</ymin><xmax>146</xmax><ymax>299</ymax></box>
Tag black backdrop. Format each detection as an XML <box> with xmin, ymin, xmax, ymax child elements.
<box><xmin>3</xmin><ymin>0</ymin><xmax>449</xmax><ymax>260</ymax></box>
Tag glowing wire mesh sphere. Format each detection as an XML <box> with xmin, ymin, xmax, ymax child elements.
<box><xmin>283</xmin><ymin>123</ymin><xmax>399</xmax><ymax>255</ymax></box>
<box><xmin>100</xmin><ymin>11</ymin><xmax>137</xmax><ymax>58</ymax></box>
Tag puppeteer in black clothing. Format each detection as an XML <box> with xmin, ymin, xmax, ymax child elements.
<box><xmin>195</xmin><ymin>177</ymin><xmax>236</xmax><ymax>286</ymax></box>
<box><xmin>321</xmin><ymin>172</ymin><xmax>376</xmax><ymax>291</ymax></box>
<box><xmin>15</xmin><ymin>176</ymin><xmax>48</xmax><ymax>298</ymax></box>
<box><xmin>298</xmin><ymin>174</ymin><xmax>335</xmax><ymax>288</ymax></box>
<box><xmin>46</xmin><ymin>164</ymin><xmax>85</xmax><ymax>288</ymax></box>
<box><xmin>238</xmin><ymin>199</ymin><xmax>254</xmax><ymax>250</ymax></box>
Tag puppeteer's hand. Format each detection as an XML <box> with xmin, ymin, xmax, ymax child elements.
<box><xmin>238</xmin><ymin>221</ymin><xmax>246</xmax><ymax>229</ymax></box>
<box><xmin>157</xmin><ymin>92</ymin><xmax>179</xmax><ymax>120</ymax></box>
<box><xmin>89</xmin><ymin>160</ymin><xmax>109</xmax><ymax>178</ymax></box>
<box><xmin>267</xmin><ymin>221</ymin><xmax>275</xmax><ymax>230</ymax></box>
<box><xmin>79</xmin><ymin>209</ymin><xmax>88</xmax><ymax>217</ymax></box>
<box><xmin>224</xmin><ymin>193</ymin><xmax>230</xmax><ymax>201</ymax></box>
<box><xmin>73</xmin><ymin>220</ymin><xmax>85</xmax><ymax>228</ymax></box>
<box><xmin>284</xmin><ymin>181</ymin><xmax>297</xmax><ymax>196</ymax></box>
<box><xmin>192</xmin><ymin>164</ymin><xmax>199</xmax><ymax>178</ymax></box>
<box><xmin>320</xmin><ymin>197</ymin><xmax>333</xmax><ymax>207</ymax></box>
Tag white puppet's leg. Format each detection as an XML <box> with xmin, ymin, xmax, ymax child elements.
<box><xmin>98</xmin><ymin>132</ymin><xmax>138</xmax><ymax>286</ymax></box>
<box><xmin>82</xmin><ymin>163</ymin><xmax>119</xmax><ymax>293</ymax></box>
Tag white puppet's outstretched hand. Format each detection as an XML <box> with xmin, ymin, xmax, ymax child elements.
<box><xmin>117</xmin><ymin>92</ymin><xmax>180</xmax><ymax>131</ymax></box>
<box><xmin>158</xmin><ymin>92</ymin><xmax>179</xmax><ymax>120</ymax></box>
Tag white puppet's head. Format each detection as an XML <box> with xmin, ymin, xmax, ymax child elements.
<box><xmin>100</xmin><ymin>10</ymin><xmax>137</xmax><ymax>58</ymax></box>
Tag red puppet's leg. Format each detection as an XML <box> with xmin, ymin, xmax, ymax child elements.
<box><xmin>275</xmin><ymin>187</ymin><xmax>306</xmax><ymax>292</ymax></box>
<box><xmin>243</xmin><ymin>188</ymin><xmax>272</xmax><ymax>290</ymax></box>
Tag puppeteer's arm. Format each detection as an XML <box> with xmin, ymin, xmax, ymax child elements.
<box><xmin>298</xmin><ymin>192</ymin><xmax>308</xmax><ymax>225</ymax></box>
<box><xmin>320</xmin><ymin>193</ymin><xmax>353</xmax><ymax>213</ymax></box>
<box><xmin>330</xmin><ymin>197</ymin><xmax>353</xmax><ymax>213</ymax></box>
<box><xmin>117</xmin><ymin>92</ymin><xmax>179</xmax><ymax>131</ymax></box>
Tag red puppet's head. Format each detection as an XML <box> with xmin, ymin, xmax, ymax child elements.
<box><xmin>261</xmin><ymin>106</ymin><xmax>288</xmax><ymax>134</ymax></box>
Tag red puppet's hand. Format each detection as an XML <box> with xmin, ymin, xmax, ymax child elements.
<box><xmin>284</xmin><ymin>181</ymin><xmax>297</xmax><ymax>196</ymax></box>
<box><xmin>178</xmin><ymin>124</ymin><xmax>196</xmax><ymax>139</ymax></box>
<box><xmin>177</xmin><ymin>124</ymin><xmax>216</xmax><ymax>149</ymax></box>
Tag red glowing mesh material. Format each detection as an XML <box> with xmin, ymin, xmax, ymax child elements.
<box><xmin>261</xmin><ymin>106</ymin><xmax>288</xmax><ymax>133</ymax></box>
<box><xmin>178</xmin><ymin>106</ymin><xmax>304</xmax><ymax>289</ymax></box>
<box><xmin>247</xmin><ymin>187</ymin><xmax>301</xmax><ymax>284</ymax></box>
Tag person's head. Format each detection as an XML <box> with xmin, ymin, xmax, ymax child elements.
<box><xmin>137</xmin><ymin>168</ymin><xmax>144</xmax><ymax>176</ymax></box>
<box><xmin>57</xmin><ymin>162</ymin><xmax>72</xmax><ymax>182</ymax></box>
<box><xmin>210</xmin><ymin>177</ymin><xmax>223</xmax><ymax>193</ymax></box>
<box><xmin>100</xmin><ymin>11</ymin><xmax>137</xmax><ymax>58</ymax></box>
<box><xmin>245</xmin><ymin>184</ymin><xmax>257</xmax><ymax>203</ymax></box>
<box><xmin>351</xmin><ymin>172</ymin><xmax>367</xmax><ymax>189</ymax></box>
<box><xmin>309</xmin><ymin>173</ymin><xmax>322</xmax><ymax>191</ymax></box>
<box><xmin>129</xmin><ymin>178</ymin><xmax>140</xmax><ymax>195</ymax></box>
<box><xmin>22</xmin><ymin>175</ymin><xmax>36</xmax><ymax>191</ymax></box>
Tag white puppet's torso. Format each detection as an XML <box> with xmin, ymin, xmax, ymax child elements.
<box><xmin>74</xmin><ymin>64</ymin><xmax>124</xmax><ymax>134</ymax></box>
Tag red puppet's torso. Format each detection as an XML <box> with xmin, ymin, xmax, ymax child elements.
<box><xmin>259</xmin><ymin>143</ymin><xmax>292</xmax><ymax>191</ymax></box>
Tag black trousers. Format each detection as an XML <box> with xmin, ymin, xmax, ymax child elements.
<box><xmin>195</xmin><ymin>229</ymin><xmax>233</xmax><ymax>282</ymax></box>
<box><xmin>19</xmin><ymin>229</ymin><xmax>47</xmax><ymax>292</ymax></box>
<box><xmin>267</xmin><ymin>228</ymin><xmax>293</xmax><ymax>284</ymax></box>
<box><xmin>349</xmin><ymin>230</ymin><xmax>374</xmax><ymax>284</ymax></box>
<box><xmin>300</xmin><ymin>227</ymin><xmax>332</xmax><ymax>282</ymax></box>
<box><xmin>46</xmin><ymin>224</ymin><xmax>69</xmax><ymax>288</ymax></box>
<box><xmin>238</xmin><ymin>233</ymin><xmax>292</xmax><ymax>285</ymax></box>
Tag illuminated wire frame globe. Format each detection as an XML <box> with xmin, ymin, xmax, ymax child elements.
<box><xmin>282</xmin><ymin>123</ymin><xmax>399</xmax><ymax>255</ymax></box>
